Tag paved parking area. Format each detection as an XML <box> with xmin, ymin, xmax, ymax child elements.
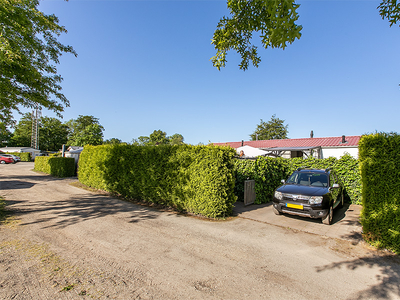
<box><xmin>233</xmin><ymin>201</ymin><xmax>363</xmax><ymax>243</ymax></box>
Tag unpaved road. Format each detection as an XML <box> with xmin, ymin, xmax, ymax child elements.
<box><xmin>0</xmin><ymin>162</ymin><xmax>399</xmax><ymax>299</ymax></box>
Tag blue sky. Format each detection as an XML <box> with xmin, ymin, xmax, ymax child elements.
<box><xmin>33</xmin><ymin>0</ymin><xmax>400</xmax><ymax>145</ymax></box>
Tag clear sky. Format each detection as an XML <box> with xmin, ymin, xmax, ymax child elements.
<box><xmin>33</xmin><ymin>0</ymin><xmax>400</xmax><ymax>145</ymax></box>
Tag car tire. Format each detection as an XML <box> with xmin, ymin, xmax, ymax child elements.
<box><xmin>0</xmin><ymin>161</ymin><xmax>5</xmax><ymax>164</ymax></box>
<box><xmin>322</xmin><ymin>206</ymin><xmax>333</xmax><ymax>225</ymax></box>
<box><xmin>272</xmin><ymin>205</ymin><xmax>281</xmax><ymax>215</ymax></box>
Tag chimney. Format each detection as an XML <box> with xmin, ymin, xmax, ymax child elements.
<box><xmin>310</xmin><ymin>130</ymin><xmax>314</xmax><ymax>138</ymax></box>
<box><xmin>342</xmin><ymin>135</ymin><xmax>346</xmax><ymax>143</ymax></box>
<box><xmin>241</xmin><ymin>140</ymin><xmax>244</xmax><ymax>146</ymax></box>
<box><xmin>256</xmin><ymin>134</ymin><xmax>258</xmax><ymax>141</ymax></box>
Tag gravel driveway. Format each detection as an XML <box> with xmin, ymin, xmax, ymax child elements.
<box><xmin>0</xmin><ymin>162</ymin><xmax>399</xmax><ymax>299</ymax></box>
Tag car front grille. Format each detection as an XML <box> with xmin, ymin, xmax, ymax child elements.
<box><xmin>282</xmin><ymin>193</ymin><xmax>309</xmax><ymax>205</ymax></box>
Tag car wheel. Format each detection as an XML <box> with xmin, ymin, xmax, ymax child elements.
<box><xmin>322</xmin><ymin>206</ymin><xmax>333</xmax><ymax>225</ymax></box>
<box><xmin>272</xmin><ymin>205</ymin><xmax>281</xmax><ymax>215</ymax></box>
<box><xmin>0</xmin><ymin>160</ymin><xmax>5</xmax><ymax>164</ymax></box>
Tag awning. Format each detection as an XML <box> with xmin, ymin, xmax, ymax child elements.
<box><xmin>261</xmin><ymin>146</ymin><xmax>321</xmax><ymax>157</ymax></box>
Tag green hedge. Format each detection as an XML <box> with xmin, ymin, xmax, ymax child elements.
<box><xmin>234</xmin><ymin>154</ymin><xmax>362</xmax><ymax>204</ymax></box>
<box><xmin>3</xmin><ymin>152</ymin><xmax>31</xmax><ymax>161</ymax></box>
<box><xmin>34</xmin><ymin>157</ymin><xmax>75</xmax><ymax>177</ymax></box>
<box><xmin>359</xmin><ymin>132</ymin><xmax>400</xmax><ymax>254</ymax></box>
<box><xmin>78</xmin><ymin>144</ymin><xmax>237</xmax><ymax>218</ymax></box>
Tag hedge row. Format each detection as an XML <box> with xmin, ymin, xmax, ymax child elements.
<box><xmin>234</xmin><ymin>154</ymin><xmax>361</xmax><ymax>204</ymax></box>
<box><xmin>34</xmin><ymin>157</ymin><xmax>75</xmax><ymax>177</ymax></box>
<box><xmin>3</xmin><ymin>152</ymin><xmax>31</xmax><ymax>161</ymax></box>
<box><xmin>78</xmin><ymin>144</ymin><xmax>237</xmax><ymax>218</ymax></box>
<box><xmin>359</xmin><ymin>132</ymin><xmax>400</xmax><ymax>254</ymax></box>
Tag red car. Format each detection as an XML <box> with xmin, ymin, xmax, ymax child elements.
<box><xmin>0</xmin><ymin>154</ymin><xmax>14</xmax><ymax>164</ymax></box>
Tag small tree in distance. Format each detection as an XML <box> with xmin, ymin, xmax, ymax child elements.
<box><xmin>250</xmin><ymin>114</ymin><xmax>288</xmax><ymax>141</ymax></box>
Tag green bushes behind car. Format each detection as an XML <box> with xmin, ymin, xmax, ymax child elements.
<box><xmin>234</xmin><ymin>154</ymin><xmax>361</xmax><ymax>205</ymax></box>
<box><xmin>359</xmin><ymin>132</ymin><xmax>400</xmax><ymax>254</ymax></box>
<box><xmin>34</xmin><ymin>156</ymin><xmax>75</xmax><ymax>177</ymax></box>
<box><xmin>78</xmin><ymin>144</ymin><xmax>237</xmax><ymax>219</ymax></box>
<box><xmin>3</xmin><ymin>152</ymin><xmax>31</xmax><ymax>161</ymax></box>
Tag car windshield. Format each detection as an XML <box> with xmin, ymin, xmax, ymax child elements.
<box><xmin>287</xmin><ymin>172</ymin><xmax>328</xmax><ymax>187</ymax></box>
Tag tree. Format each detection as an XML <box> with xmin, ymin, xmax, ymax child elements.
<box><xmin>104</xmin><ymin>138</ymin><xmax>122</xmax><ymax>145</ymax></box>
<box><xmin>66</xmin><ymin>115</ymin><xmax>104</xmax><ymax>146</ymax></box>
<box><xmin>39</xmin><ymin>117</ymin><xmax>68</xmax><ymax>151</ymax></box>
<box><xmin>132</xmin><ymin>130</ymin><xmax>185</xmax><ymax>146</ymax></box>
<box><xmin>0</xmin><ymin>0</ymin><xmax>77</xmax><ymax>126</ymax></box>
<box><xmin>212</xmin><ymin>0</ymin><xmax>400</xmax><ymax>70</ymax></box>
<box><xmin>10</xmin><ymin>113</ymin><xmax>32</xmax><ymax>147</ymax></box>
<box><xmin>168</xmin><ymin>133</ymin><xmax>184</xmax><ymax>145</ymax></box>
<box><xmin>9</xmin><ymin>113</ymin><xmax>68</xmax><ymax>150</ymax></box>
<box><xmin>0</xmin><ymin>122</ymin><xmax>12</xmax><ymax>147</ymax></box>
<box><xmin>250</xmin><ymin>114</ymin><xmax>288</xmax><ymax>141</ymax></box>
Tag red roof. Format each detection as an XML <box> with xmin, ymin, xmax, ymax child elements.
<box><xmin>213</xmin><ymin>136</ymin><xmax>361</xmax><ymax>149</ymax></box>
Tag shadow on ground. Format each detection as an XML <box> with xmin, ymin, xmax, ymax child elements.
<box><xmin>316</xmin><ymin>254</ymin><xmax>400</xmax><ymax>299</ymax></box>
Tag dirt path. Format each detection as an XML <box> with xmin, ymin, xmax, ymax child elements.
<box><xmin>1</xmin><ymin>162</ymin><xmax>399</xmax><ymax>299</ymax></box>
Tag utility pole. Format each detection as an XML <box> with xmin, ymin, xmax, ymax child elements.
<box><xmin>31</xmin><ymin>108</ymin><xmax>41</xmax><ymax>150</ymax></box>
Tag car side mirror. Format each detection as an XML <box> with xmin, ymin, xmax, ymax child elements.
<box><xmin>332</xmin><ymin>183</ymin><xmax>340</xmax><ymax>189</ymax></box>
<box><xmin>281</xmin><ymin>179</ymin><xmax>285</xmax><ymax>184</ymax></box>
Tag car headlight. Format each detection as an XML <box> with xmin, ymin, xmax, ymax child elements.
<box><xmin>309</xmin><ymin>196</ymin><xmax>323</xmax><ymax>205</ymax></box>
<box><xmin>274</xmin><ymin>191</ymin><xmax>283</xmax><ymax>200</ymax></box>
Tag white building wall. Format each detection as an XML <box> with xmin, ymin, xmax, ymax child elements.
<box><xmin>321</xmin><ymin>147</ymin><xmax>358</xmax><ymax>159</ymax></box>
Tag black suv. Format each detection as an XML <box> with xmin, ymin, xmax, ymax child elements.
<box><xmin>272</xmin><ymin>168</ymin><xmax>343</xmax><ymax>225</ymax></box>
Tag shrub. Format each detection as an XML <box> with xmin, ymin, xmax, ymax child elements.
<box><xmin>359</xmin><ymin>132</ymin><xmax>400</xmax><ymax>254</ymax></box>
<box><xmin>34</xmin><ymin>157</ymin><xmax>75</xmax><ymax>177</ymax></box>
<box><xmin>4</xmin><ymin>152</ymin><xmax>31</xmax><ymax>161</ymax></box>
<box><xmin>78</xmin><ymin>144</ymin><xmax>237</xmax><ymax>218</ymax></box>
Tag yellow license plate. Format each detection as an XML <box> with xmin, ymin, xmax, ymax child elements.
<box><xmin>286</xmin><ymin>203</ymin><xmax>303</xmax><ymax>210</ymax></box>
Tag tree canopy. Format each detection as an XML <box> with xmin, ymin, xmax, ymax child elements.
<box><xmin>132</xmin><ymin>130</ymin><xmax>185</xmax><ymax>146</ymax></box>
<box><xmin>212</xmin><ymin>0</ymin><xmax>400</xmax><ymax>70</ymax></box>
<box><xmin>66</xmin><ymin>115</ymin><xmax>104</xmax><ymax>146</ymax></box>
<box><xmin>0</xmin><ymin>0</ymin><xmax>76</xmax><ymax>125</ymax></box>
<box><xmin>250</xmin><ymin>114</ymin><xmax>288</xmax><ymax>140</ymax></box>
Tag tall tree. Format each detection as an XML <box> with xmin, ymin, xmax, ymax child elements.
<box><xmin>66</xmin><ymin>115</ymin><xmax>104</xmax><ymax>146</ymax></box>
<box><xmin>250</xmin><ymin>114</ymin><xmax>288</xmax><ymax>141</ymax></box>
<box><xmin>103</xmin><ymin>138</ymin><xmax>122</xmax><ymax>145</ymax></box>
<box><xmin>0</xmin><ymin>122</ymin><xmax>13</xmax><ymax>147</ymax></box>
<box><xmin>39</xmin><ymin>117</ymin><xmax>68</xmax><ymax>151</ymax></box>
<box><xmin>168</xmin><ymin>133</ymin><xmax>184</xmax><ymax>145</ymax></box>
<box><xmin>0</xmin><ymin>0</ymin><xmax>77</xmax><ymax>125</ymax></box>
<box><xmin>10</xmin><ymin>113</ymin><xmax>32</xmax><ymax>147</ymax></box>
<box><xmin>213</xmin><ymin>0</ymin><xmax>400</xmax><ymax>70</ymax></box>
<box><xmin>149</xmin><ymin>130</ymin><xmax>169</xmax><ymax>146</ymax></box>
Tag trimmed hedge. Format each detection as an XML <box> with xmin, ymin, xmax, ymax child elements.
<box><xmin>78</xmin><ymin>144</ymin><xmax>237</xmax><ymax>218</ymax></box>
<box><xmin>359</xmin><ymin>132</ymin><xmax>400</xmax><ymax>254</ymax></box>
<box><xmin>34</xmin><ymin>157</ymin><xmax>75</xmax><ymax>177</ymax></box>
<box><xmin>234</xmin><ymin>154</ymin><xmax>362</xmax><ymax>204</ymax></box>
<box><xmin>3</xmin><ymin>152</ymin><xmax>31</xmax><ymax>161</ymax></box>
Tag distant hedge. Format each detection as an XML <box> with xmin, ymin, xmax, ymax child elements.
<box><xmin>359</xmin><ymin>133</ymin><xmax>400</xmax><ymax>254</ymax></box>
<box><xmin>3</xmin><ymin>152</ymin><xmax>31</xmax><ymax>162</ymax></box>
<box><xmin>78</xmin><ymin>144</ymin><xmax>237</xmax><ymax>218</ymax></box>
<box><xmin>34</xmin><ymin>157</ymin><xmax>75</xmax><ymax>177</ymax></box>
<box><xmin>234</xmin><ymin>154</ymin><xmax>361</xmax><ymax>204</ymax></box>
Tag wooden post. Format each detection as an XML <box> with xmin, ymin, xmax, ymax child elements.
<box><xmin>244</xmin><ymin>180</ymin><xmax>255</xmax><ymax>206</ymax></box>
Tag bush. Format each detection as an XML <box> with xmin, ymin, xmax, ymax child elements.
<box><xmin>78</xmin><ymin>144</ymin><xmax>237</xmax><ymax>218</ymax></box>
<box><xmin>34</xmin><ymin>157</ymin><xmax>75</xmax><ymax>177</ymax></box>
<box><xmin>4</xmin><ymin>152</ymin><xmax>31</xmax><ymax>161</ymax></box>
<box><xmin>359</xmin><ymin>132</ymin><xmax>400</xmax><ymax>254</ymax></box>
<box><xmin>234</xmin><ymin>154</ymin><xmax>362</xmax><ymax>204</ymax></box>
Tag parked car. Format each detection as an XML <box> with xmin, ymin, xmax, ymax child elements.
<box><xmin>0</xmin><ymin>154</ymin><xmax>14</xmax><ymax>164</ymax></box>
<box><xmin>272</xmin><ymin>168</ymin><xmax>344</xmax><ymax>225</ymax></box>
<box><xmin>1</xmin><ymin>154</ymin><xmax>20</xmax><ymax>162</ymax></box>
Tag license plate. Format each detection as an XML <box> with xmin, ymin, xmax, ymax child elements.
<box><xmin>286</xmin><ymin>203</ymin><xmax>303</xmax><ymax>210</ymax></box>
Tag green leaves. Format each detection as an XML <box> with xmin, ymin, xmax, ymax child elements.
<box><xmin>0</xmin><ymin>0</ymin><xmax>76</xmax><ymax>125</ymax></box>
<box><xmin>78</xmin><ymin>145</ymin><xmax>237</xmax><ymax>219</ymax></box>
<box><xmin>250</xmin><ymin>114</ymin><xmax>288</xmax><ymax>141</ymax></box>
<box><xmin>359</xmin><ymin>132</ymin><xmax>400</xmax><ymax>254</ymax></box>
<box><xmin>211</xmin><ymin>0</ymin><xmax>302</xmax><ymax>70</ymax></box>
<box><xmin>378</xmin><ymin>0</ymin><xmax>400</xmax><ymax>26</ymax></box>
